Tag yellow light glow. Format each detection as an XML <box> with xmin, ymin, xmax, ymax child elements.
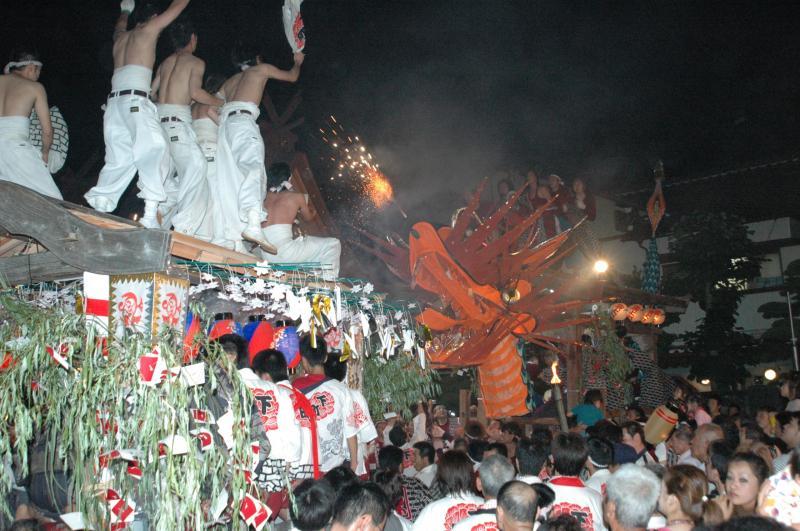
<box><xmin>700</xmin><ymin>378</ymin><xmax>710</xmax><ymax>385</ymax></box>
<box><xmin>593</xmin><ymin>259</ymin><xmax>609</xmax><ymax>274</ymax></box>
<box><xmin>550</xmin><ymin>360</ymin><xmax>562</xmax><ymax>385</ymax></box>
<box><xmin>764</xmin><ymin>369</ymin><xmax>777</xmax><ymax>381</ymax></box>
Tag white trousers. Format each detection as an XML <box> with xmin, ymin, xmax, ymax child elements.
<box><xmin>215</xmin><ymin>102</ymin><xmax>266</xmax><ymax>247</ymax></box>
<box><xmin>159</xmin><ymin>119</ymin><xmax>211</xmax><ymax>239</ymax></box>
<box><xmin>0</xmin><ymin>116</ymin><xmax>62</xmax><ymax>199</ymax></box>
<box><xmin>263</xmin><ymin>224</ymin><xmax>341</xmax><ymax>280</ymax></box>
<box><xmin>85</xmin><ymin>95</ymin><xmax>169</xmax><ymax>211</ymax></box>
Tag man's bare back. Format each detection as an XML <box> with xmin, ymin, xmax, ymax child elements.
<box><xmin>219</xmin><ymin>53</ymin><xmax>304</xmax><ymax>105</ymax></box>
<box><xmin>0</xmin><ymin>65</ymin><xmax>52</xmax><ymax>161</ymax></box>
<box><xmin>154</xmin><ymin>52</ymin><xmax>221</xmax><ymax>107</ymax></box>
<box><xmin>112</xmin><ymin>0</ymin><xmax>190</xmax><ymax>71</ymax></box>
<box><xmin>264</xmin><ymin>191</ymin><xmax>315</xmax><ymax>226</ymax></box>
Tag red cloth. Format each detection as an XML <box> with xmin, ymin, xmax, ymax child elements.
<box><xmin>293</xmin><ymin>373</ymin><xmax>326</xmax><ymax>389</ymax></box>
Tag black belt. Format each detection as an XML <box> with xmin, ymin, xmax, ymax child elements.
<box><xmin>160</xmin><ymin>116</ymin><xmax>182</xmax><ymax>123</ymax></box>
<box><xmin>206</xmin><ymin>157</ymin><xmax>215</xmax><ymax>162</ymax></box>
<box><xmin>108</xmin><ymin>89</ymin><xmax>148</xmax><ymax>99</ymax></box>
<box><xmin>227</xmin><ymin>109</ymin><xmax>252</xmax><ymax>117</ymax></box>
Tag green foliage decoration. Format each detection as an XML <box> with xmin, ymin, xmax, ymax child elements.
<box><xmin>362</xmin><ymin>353</ymin><xmax>439</xmax><ymax>420</ymax></box>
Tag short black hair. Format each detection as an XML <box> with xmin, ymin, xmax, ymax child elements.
<box><xmin>587</xmin><ymin>419</ymin><xmax>623</xmax><ymax>444</ymax></box>
<box><xmin>290</xmin><ymin>479</ymin><xmax>335</xmax><ymax>531</ymax></box>
<box><xmin>377</xmin><ymin>445</ymin><xmax>404</xmax><ymax>472</ymax></box>
<box><xmin>776</xmin><ymin>411</ymin><xmax>800</xmax><ymax>431</ymax></box>
<box><xmin>517</xmin><ymin>438</ymin><xmax>550</xmax><ymax>476</ymax></box>
<box><xmin>620</xmin><ymin>421</ymin><xmax>646</xmax><ymax>445</ymax></box>
<box><xmin>7</xmin><ymin>47</ymin><xmax>40</xmax><ymax>70</ymax></box>
<box><xmin>9</xmin><ymin>520</ymin><xmax>41</xmax><ymax>531</ymax></box>
<box><xmin>626</xmin><ymin>404</ymin><xmax>646</xmax><ymax>420</ymax></box>
<box><xmin>713</xmin><ymin>516</ymin><xmax>789</xmax><ymax>531</ymax></box>
<box><xmin>372</xmin><ymin>468</ymin><xmax>403</xmax><ymax>505</ymax></box>
<box><xmin>231</xmin><ymin>40</ymin><xmax>260</xmax><ymax>69</ymax></box>
<box><xmin>217</xmin><ymin>333</ymin><xmax>248</xmax><ymax>369</ymax></box>
<box><xmin>323</xmin><ymin>354</ymin><xmax>347</xmax><ymax>382</ymax></box>
<box><xmin>168</xmin><ymin>17</ymin><xmax>196</xmax><ymax>50</ymax></box>
<box><xmin>586</xmin><ymin>437</ymin><xmax>613</xmax><ymax>468</ymax></box>
<box><xmin>300</xmin><ymin>335</ymin><xmax>327</xmax><ymax>366</ymax></box>
<box><xmin>251</xmin><ymin>349</ymin><xmax>289</xmax><ymax>382</ymax></box>
<box><xmin>468</xmin><ymin>439</ymin><xmax>489</xmax><ymax>463</ymax></box>
<box><xmin>130</xmin><ymin>2</ymin><xmax>160</xmax><ymax>26</ymax></box>
<box><xmin>203</xmin><ymin>73</ymin><xmax>226</xmax><ymax>94</ymax></box>
<box><xmin>686</xmin><ymin>393</ymin><xmax>704</xmax><ymax>406</ymax></box>
<box><xmin>413</xmin><ymin>441</ymin><xmax>435</xmax><ymax>466</ymax></box>
<box><xmin>497</xmin><ymin>481</ymin><xmax>539</xmax><ymax>525</ymax></box>
<box><xmin>332</xmin><ymin>482</ymin><xmax>389</xmax><ymax>528</ymax></box>
<box><xmin>531</xmin><ymin>426</ymin><xmax>553</xmax><ymax>447</ymax></box>
<box><xmin>708</xmin><ymin>440</ymin><xmax>735</xmax><ymax>482</ymax></box>
<box><xmin>465</xmin><ymin>420</ymin><xmax>486</xmax><ymax>439</ymax></box>
<box><xmin>584</xmin><ymin>389</ymin><xmax>604</xmax><ymax>405</ymax></box>
<box><xmin>388</xmin><ymin>424</ymin><xmax>407</xmax><ymax>447</ymax></box>
<box><xmin>268</xmin><ymin>162</ymin><xmax>292</xmax><ymax>190</ymax></box>
<box><xmin>324</xmin><ymin>465</ymin><xmax>358</xmax><ymax>494</ymax></box>
<box><xmin>434</xmin><ymin>451</ymin><xmax>475</xmax><ymax>496</ymax></box>
<box><xmin>551</xmin><ymin>433</ymin><xmax>588</xmax><ymax>477</ymax></box>
<box><xmin>501</xmin><ymin>421</ymin><xmax>523</xmax><ymax>440</ymax></box>
<box><xmin>539</xmin><ymin>514</ymin><xmax>582</xmax><ymax>531</ymax></box>
<box><xmin>486</xmin><ymin>441</ymin><xmax>508</xmax><ymax>458</ymax></box>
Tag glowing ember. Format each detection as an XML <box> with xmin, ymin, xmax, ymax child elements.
<box><xmin>550</xmin><ymin>360</ymin><xmax>562</xmax><ymax>384</ymax></box>
<box><xmin>364</xmin><ymin>166</ymin><xmax>394</xmax><ymax>208</ymax></box>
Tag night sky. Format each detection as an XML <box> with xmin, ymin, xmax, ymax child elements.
<box><xmin>4</xmin><ymin>1</ymin><xmax>800</xmax><ymax>225</ymax></box>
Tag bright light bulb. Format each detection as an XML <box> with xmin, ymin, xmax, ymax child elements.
<box><xmin>764</xmin><ymin>369</ymin><xmax>777</xmax><ymax>381</ymax></box>
<box><xmin>593</xmin><ymin>259</ymin><xmax>609</xmax><ymax>274</ymax></box>
<box><xmin>700</xmin><ymin>379</ymin><xmax>711</xmax><ymax>385</ymax></box>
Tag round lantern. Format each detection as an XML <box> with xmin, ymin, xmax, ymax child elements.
<box><xmin>627</xmin><ymin>304</ymin><xmax>644</xmax><ymax>322</ymax></box>
<box><xmin>652</xmin><ymin>308</ymin><xmax>666</xmax><ymax>326</ymax></box>
<box><xmin>610</xmin><ymin>303</ymin><xmax>629</xmax><ymax>321</ymax></box>
<box><xmin>641</xmin><ymin>308</ymin><xmax>655</xmax><ymax>325</ymax></box>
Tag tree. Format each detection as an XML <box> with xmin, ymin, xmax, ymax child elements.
<box><xmin>757</xmin><ymin>258</ymin><xmax>800</xmax><ymax>361</ymax></box>
<box><xmin>660</xmin><ymin>212</ymin><xmax>762</xmax><ymax>391</ymax></box>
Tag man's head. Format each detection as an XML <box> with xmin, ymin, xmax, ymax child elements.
<box><xmin>496</xmin><ymin>481</ymin><xmax>539</xmax><ymax>531</ymax></box>
<box><xmin>412</xmin><ymin>441</ymin><xmax>435</xmax><ymax>471</ymax></box>
<box><xmin>620</xmin><ymin>422</ymin><xmax>646</xmax><ymax>453</ymax></box>
<box><xmin>377</xmin><ymin>445</ymin><xmax>404</xmax><ymax>473</ymax></box>
<box><xmin>168</xmin><ymin>17</ymin><xmax>197</xmax><ymax>51</ymax></box>
<box><xmin>603</xmin><ymin>464</ymin><xmax>661</xmax><ymax>531</ymax></box>
<box><xmin>585</xmin><ymin>389</ymin><xmax>605</xmax><ymax>410</ymax></box>
<box><xmin>776</xmin><ymin>411</ymin><xmax>800</xmax><ymax>449</ymax></box>
<box><xmin>477</xmin><ymin>455</ymin><xmax>516</xmax><ymax>500</ymax></box>
<box><xmin>666</xmin><ymin>423</ymin><xmax>693</xmax><ymax>456</ymax></box>
<box><xmin>6</xmin><ymin>48</ymin><xmax>42</xmax><ymax>81</ymax></box>
<box><xmin>130</xmin><ymin>3</ymin><xmax>161</xmax><ymax>27</ymax></box>
<box><xmin>290</xmin><ymin>479</ymin><xmax>336</xmax><ymax>531</ymax></box>
<box><xmin>484</xmin><ymin>441</ymin><xmax>509</xmax><ymax>460</ymax></box>
<box><xmin>300</xmin><ymin>335</ymin><xmax>327</xmax><ymax>372</ymax></box>
<box><xmin>323</xmin><ymin>354</ymin><xmax>347</xmax><ymax>382</ymax></box>
<box><xmin>388</xmin><ymin>424</ymin><xmax>408</xmax><ymax>447</ymax></box>
<box><xmin>516</xmin><ymin>437</ymin><xmax>550</xmax><ymax>477</ymax></box>
<box><xmin>330</xmin><ymin>482</ymin><xmax>389</xmax><ymax>531</ymax></box>
<box><xmin>586</xmin><ymin>437</ymin><xmax>614</xmax><ymax>473</ymax></box>
<box><xmin>707</xmin><ymin>393</ymin><xmax>721</xmax><ymax>415</ymax></box>
<box><xmin>217</xmin><ymin>333</ymin><xmax>247</xmax><ymax>369</ymax></box>
<box><xmin>251</xmin><ymin>349</ymin><xmax>288</xmax><ymax>383</ymax></box>
<box><xmin>624</xmin><ymin>405</ymin><xmax>646</xmax><ymax>423</ymax></box>
<box><xmin>231</xmin><ymin>40</ymin><xmax>262</xmax><ymax>70</ymax></box>
<box><xmin>267</xmin><ymin>162</ymin><xmax>292</xmax><ymax>191</ymax></box>
<box><xmin>324</xmin><ymin>466</ymin><xmax>359</xmax><ymax>494</ymax></box>
<box><xmin>468</xmin><ymin>439</ymin><xmax>490</xmax><ymax>464</ymax></box>
<box><xmin>691</xmin><ymin>423</ymin><xmax>724</xmax><ymax>461</ymax></box>
<box><xmin>686</xmin><ymin>393</ymin><xmax>704</xmax><ymax>413</ymax></box>
<box><xmin>551</xmin><ymin>433</ymin><xmax>589</xmax><ymax>477</ymax></box>
<box><xmin>435</xmin><ymin>450</ymin><xmax>476</xmax><ymax>496</ymax></box>
<box><xmin>501</xmin><ymin>421</ymin><xmax>523</xmax><ymax>443</ymax></box>
<box><xmin>487</xmin><ymin>419</ymin><xmax>503</xmax><ymax>441</ymax></box>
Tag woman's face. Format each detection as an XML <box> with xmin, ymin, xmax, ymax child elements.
<box><xmin>780</xmin><ymin>382</ymin><xmax>790</xmax><ymax>399</ymax></box>
<box><xmin>573</xmin><ymin>179</ymin><xmax>585</xmax><ymax>193</ymax></box>
<box><xmin>657</xmin><ymin>481</ymin><xmax>674</xmax><ymax>515</ymax></box>
<box><xmin>725</xmin><ymin>461</ymin><xmax>761</xmax><ymax>509</ymax></box>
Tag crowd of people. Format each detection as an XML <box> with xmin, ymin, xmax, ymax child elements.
<box><xmin>0</xmin><ymin>0</ymin><xmax>341</xmax><ymax>279</ymax></box>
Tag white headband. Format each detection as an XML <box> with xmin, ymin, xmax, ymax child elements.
<box><xmin>239</xmin><ymin>63</ymin><xmax>251</xmax><ymax>72</ymax></box>
<box><xmin>4</xmin><ymin>60</ymin><xmax>42</xmax><ymax>75</ymax></box>
<box><xmin>269</xmin><ymin>180</ymin><xmax>293</xmax><ymax>193</ymax></box>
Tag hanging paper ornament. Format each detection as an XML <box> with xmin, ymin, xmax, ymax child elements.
<box><xmin>273</xmin><ymin>325</ymin><xmax>301</xmax><ymax>369</ymax></box>
<box><xmin>641</xmin><ymin>308</ymin><xmax>655</xmax><ymax>325</ymax></box>
<box><xmin>282</xmin><ymin>0</ymin><xmax>305</xmax><ymax>53</ymax></box>
<box><xmin>651</xmin><ymin>308</ymin><xmax>666</xmax><ymax>326</ymax></box>
<box><xmin>610</xmin><ymin>303</ymin><xmax>629</xmax><ymax>321</ymax></box>
<box><xmin>647</xmin><ymin>163</ymin><xmax>666</xmax><ymax>237</ymax></box>
<box><xmin>641</xmin><ymin>238</ymin><xmax>662</xmax><ymax>294</ymax></box>
<box><xmin>627</xmin><ymin>304</ymin><xmax>644</xmax><ymax>322</ymax></box>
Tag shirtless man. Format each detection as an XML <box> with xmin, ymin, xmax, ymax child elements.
<box><xmin>0</xmin><ymin>49</ymin><xmax>62</xmax><ymax>198</ymax></box>
<box><xmin>152</xmin><ymin>18</ymin><xmax>223</xmax><ymax>239</ymax></box>
<box><xmin>84</xmin><ymin>0</ymin><xmax>190</xmax><ymax>228</ymax></box>
<box><xmin>215</xmin><ymin>43</ymin><xmax>304</xmax><ymax>253</ymax></box>
<box><xmin>262</xmin><ymin>163</ymin><xmax>341</xmax><ymax>280</ymax></box>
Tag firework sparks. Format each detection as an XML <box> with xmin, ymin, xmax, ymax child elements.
<box><xmin>364</xmin><ymin>166</ymin><xmax>394</xmax><ymax>208</ymax></box>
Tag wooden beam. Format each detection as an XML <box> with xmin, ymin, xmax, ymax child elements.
<box><xmin>0</xmin><ymin>182</ymin><xmax>170</xmax><ymax>275</ymax></box>
<box><xmin>0</xmin><ymin>252</ymin><xmax>83</xmax><ymax>285</ymax></box>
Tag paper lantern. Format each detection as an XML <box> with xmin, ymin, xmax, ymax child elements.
<box><xmin>626</xmin><ymin>304</ymin><xmax>644</xmax><ymax>322</ymax></box>
<box><xmin>644</xmin><ymin>404</ymin><xmax>679</xmax><ymax>445</ymax></box>
<box><xmin>610</xmin><ymin>303</ymin><xmax>629</xmax><ymax>321</ymax></box>
<box><xmin>652</xmin><ymin>308</ymin><xmax>666</xmax><ymax>326</ymax></box>
<box><xmin>641</xmin><ymin>308</ymin><xmax>655</xmax><ymax>325</ymax></box>
<box><xmin>273</xmin><ymin>326</ymin><xmax>301</xmax><ymax>369</ymax></box>
<box><xmin>243</xmin><ymin>315</ymin><xmax>268</xmax><ymax>342</ymax></box>
<box><xmin>248</xmin><ymin>321</ymin><xmax>275</xmax><ymax>365</ymax></box>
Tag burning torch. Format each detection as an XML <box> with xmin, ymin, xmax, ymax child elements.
<box><xmin>550</xmin><ymin>359</ymin><xmax>569</xmax><ymax>432</ymax></box>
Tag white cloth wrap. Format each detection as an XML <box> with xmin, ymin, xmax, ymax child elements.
<box><xmin>214</xmin><ymin>101</ymin><xmax>265</xmax><ymax>247</ymax></box>
<box><xmin>0</xmin><ymin>116</ymin><xmax>62</xmax><ymax>198</ymax></box>
<box><xmin>110</xmin><ymin>65</ymin><xmax>152</xmax><ymax>92</ymax></box>
<box><xmin>156</xmin><ymin>104</ymin><xmax>212</xmax><ymax>239</ymax></box>
<box><xmin>193</xmin><ymin>117</ymin><xmax>227</xmax><ymax>245</ymax></box>
<box><xmin>263</xmin><ymin>224</ymin><xmax>341</xmax><ymax>280</ymax></box>
<box><xmin>85</xmin><ymin>76</ymin><xmax>169</xmax><ymax>211</ymax></box>
<box><xmin>193</xmin><ymin>117</ymin><xmax>218</xmax><ymax>156</ymax></box>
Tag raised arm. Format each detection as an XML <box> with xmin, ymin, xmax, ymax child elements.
<box><xmin>263</xmin><ymin>52</ymin><xmax>304</xmax><ymax>83</ymax></box>
<box><xmin>147</xmin><ymin>0</ymin><xmax>190</xmax><ymax>33</ymax></box>
<box><xmin>33</xmin><ymin>84</ymin><xmax>52</xmax><ymax>164</ymax></box>
<box><xmin>189</xmin><ymin>60</ymin><xmax>224</xmax><ymax>106</ymax></box>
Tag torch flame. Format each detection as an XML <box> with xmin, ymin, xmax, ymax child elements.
<box><xmin>550</xmin><ymin>360</ymin><xmax>561</xmax><ymax>384</ymax></box>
